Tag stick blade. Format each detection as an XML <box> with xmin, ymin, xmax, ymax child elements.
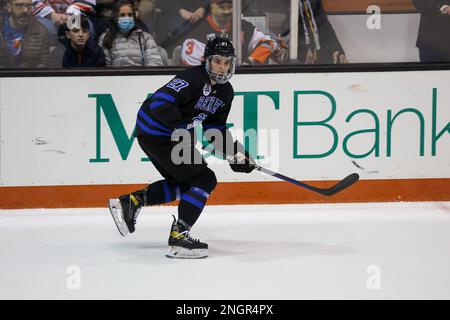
<box><xmin>323</xmin><ymin>173</ymin><xmax>360</xmax><ymax>196</ymax></box>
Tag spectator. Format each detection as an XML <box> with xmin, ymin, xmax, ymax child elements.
<box><xmin>61</xmin><ymin>15</ymin><xmax>105</xmax><ymax>67</ymax></box>
<box><xmin>31</xmin><ymin>0</ymin><xmax>96</xmax><ymax>44</ymax></box>
<box><xmin>134</xmin><ymin>0</ymin><xmax>156</xmax><ymax>33</ymax></box>
<box><xmin>98</xmin><ymin>0</ymin><xmax>163</xmax><ymax>67</ymax></box>
<box><xmin>95</xmin><ymin>1</ymin><xmax>154</xmax><ymax>33</ymax></box>
<box><xmin>281</xmin><ymin>0</ymin><xmax>347</xmax><ymax>64</ymax></box>
<box><xmin>413</xmin><ymin>0</ymin><xmax>450</xmax><ymax>62</ymax></box>
<box><xmin>134</xmin><ymin>0</ymin><xmax>168</xmax><ymax>63</ymax></box>
<box><xmin>94</xmin><ymin>0</ymin><xmax>123</xmax><ymax>42</ymax></box>
<box><xmin>171</xmin><ymin>0</ymin><xmax>279</xmax><ymax>66</ymax></box>
<box><xmin>0</xmin><ymin>0</ymin><xmax>50</xmax><ymax>67</ymax></box>
<box><xmin>155</xmin><ymin>0</ymin><xmax>209</xmax><ymax>49</ymax></box>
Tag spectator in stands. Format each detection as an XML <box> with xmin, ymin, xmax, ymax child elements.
<box><xmin>31</xmin><ymin>0</ymin><xmax>96</xmax><ymax>44</ymax></box>
<box><xmin>92</xmin><ymin>0</ymin><xmax>114</xmax><ymax>40</ymax></box>
<box><xmin>95</xmin><ymin>0</ymin><xmax>155</xmax><ymax>36</ymax></box>
<box><xmin>169</xmin><ymin>0</ymin><xmax>280</xmax><ymax>66</ymax></box>
<box><xmin>413</xmin><ymin>0</ymin><xmax>450</xmax><ymax>62</ymax></box>
<box><xmin>155</xmin><ymin>0</ymin><xmax>209</xmax><ymax>49</ymax></box>
<box><xmin>1</xmin><ymin>0</ymin><xmax>7</xmax><ymax>11</ymax></box>
<box><xmin>61</xmin><ymin>14</ymin><xmax>105</xmax><ymax>67</ymax></box>
<box><xmin>133</xmin><ymin>0</ymin><xmax>155</xmax><ymax>33</ymax></box>
<box><xmin>0</xmin><ymin>0</ymin><xmax>50</xmax><ymax>67</ymax></box>
<box><xmin>281</xmin><ymin>0</ymin><xmax>347</xmax><ymax>64</ymax></box>
<box><xmin>98</xmin><ymin>0</ymin><xmax>163</xmax><ymax>67</ymax></box>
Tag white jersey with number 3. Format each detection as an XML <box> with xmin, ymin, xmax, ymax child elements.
<box><xmin>181</xmin><ymin>39</ymin><xmax>206</xmax><ymax>66</ymax></box>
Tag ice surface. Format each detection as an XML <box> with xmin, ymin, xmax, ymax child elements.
<box><xmin>1</xmin><ymin>202</ymin><xmax>450</xmax><ymax>300</ymax></box>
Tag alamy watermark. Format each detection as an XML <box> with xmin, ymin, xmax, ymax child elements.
<box><xmin>367</xmin><ymin>5</ymin><xmax>382</xmax><ymax>30</ymax></box>
<box><xmin>170</xmin><ymin>128</ymin><xmax>280</xmax><ymax>171</ymax></box>
<box><xmin>366</xmin><ymin>265</ymin><xmax>381</xmax><ymax>290</ymax></box>
<box><xmin>66</xmin><ymin>265</ymin><xmax>81</xmax><ymax>290</ymax></box>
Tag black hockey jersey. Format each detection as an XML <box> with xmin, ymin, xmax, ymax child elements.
<box><xmin>135</xmin><ymin>65</ymin><xmax>234</xmax><ymax>141</ymax></box>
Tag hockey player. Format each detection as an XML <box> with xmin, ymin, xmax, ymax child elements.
<box><xmin>109</xmin><ymin>35</ymin><xmax>255</xmax><ymax>259</ymax></box>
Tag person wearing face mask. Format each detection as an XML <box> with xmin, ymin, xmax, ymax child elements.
<box><xmin>98</xmin><ymin>0</ymin><xmax>163</xmax><ymax>67</ymax></box>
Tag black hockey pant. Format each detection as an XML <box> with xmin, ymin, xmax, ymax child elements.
<box><xmin>134</xmin><ymin>135</ymin><xmax>217</xmax><ymax>228</ymax></box>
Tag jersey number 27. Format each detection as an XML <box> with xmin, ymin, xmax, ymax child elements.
<box><xmin>166</xmin><ymin>78</ymin><xmax>189</xmax><ymax>92</ymax></box>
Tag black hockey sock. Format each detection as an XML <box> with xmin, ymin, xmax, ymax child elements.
<box><xmin>178</xmin><ymin>187</ymin><xmax>210</xmax><ymax>227</ymax></box>
<box><xmin>133</xmin><ymin>180</ymin><xmax>181</xmax><ymax>206</ymax></box>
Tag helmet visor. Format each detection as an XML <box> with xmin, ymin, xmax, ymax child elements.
<box><xmin>206</xmin><ymin>55</ymin><xmax>235</xmax><ymax>84</ymax></box>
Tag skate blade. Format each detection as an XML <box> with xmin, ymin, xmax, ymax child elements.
<box><xmin>166</xmin><ymin>246</ymin><xmax>208</xmax><ymax>259</ymax></box>
<box><xmin>108</xmin><ymin>199</ymin><xmax>129</xmax><ymax>237</ymax></box>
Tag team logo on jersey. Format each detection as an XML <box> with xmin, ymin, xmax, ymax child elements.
<box><xmin>203</xmin><ymin>83</ymin><xmax>211</xmax><ymax>96</ymax></box>
<box><xmin>195</xmin><ymin>96</ymin><xmax>224</xmax><ymax>114</ymax></box>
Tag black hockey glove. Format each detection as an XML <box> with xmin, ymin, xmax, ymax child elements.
<box><xmin>229</xmin><ymin>141</ymin><xmax>256</xmax><ymax>174</ymax></box>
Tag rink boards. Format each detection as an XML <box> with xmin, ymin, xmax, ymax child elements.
<box><xmin>0</xmin><ymin>70</ymin><xmax>449</xmax><ymax>208</ymax></box>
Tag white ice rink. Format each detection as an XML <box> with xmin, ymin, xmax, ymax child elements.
<box><xmin>1</xmin><ymin>202</ymin><xmax>450</xmax><ymax>300</ymax></box>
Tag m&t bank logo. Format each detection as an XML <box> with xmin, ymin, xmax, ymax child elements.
<box><xmin>88</xmin><ymin>88</ymin><xmax>449</xmax><ymax>162</ymax></box>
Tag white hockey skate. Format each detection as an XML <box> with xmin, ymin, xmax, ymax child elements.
<box><xmin>108</xmin><ymin>198</ymin><xmax>129</xmax><ymax>237</ymax></box>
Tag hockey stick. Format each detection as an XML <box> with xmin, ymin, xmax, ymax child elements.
<box><xmin>223</xmin><ymin>153</ymin><xmax>359</xmax><ymax>197</ymax></box>
<box><xmin>254</xmin><ymin>165</ymin><xmax>359</xmax><ymax>197</ymax></box>
<box><xmin>205</xmin><ymin>145</ymin><xmax>359</xmax><ymax>196</ymax></box>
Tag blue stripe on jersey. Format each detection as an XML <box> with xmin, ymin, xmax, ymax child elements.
<box><xmin>152</xmin><ymin>92</ymin><xmax>176</xmax><ymax>103</ymax></box>
<box><xmin>136</xmin><ymin>119</ymin><xmax>171</xmax><ymax>137</ymax></box>
<box><xmin>180</xmin><ymin>194</ymin><xmax>205</xmax><ymax>210</ymax></box>
<box><xmin>138</xmin><ymin>110</ymin><xmax>172</xmax><ymax>133</ymax></box>
<box><xmin>162</xmin><ymin>181</ymin><xmax>171</xmax><ymax>203</ymax></box>
<box><xmin>149</xmin><ymin>100</ymin><xmax>166</xmax><ymax>110</ymax></box>
<box><xmin>191</xmin><ymin>187</ymin><xmax>210</xmax><ymax>199</ymax></box>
